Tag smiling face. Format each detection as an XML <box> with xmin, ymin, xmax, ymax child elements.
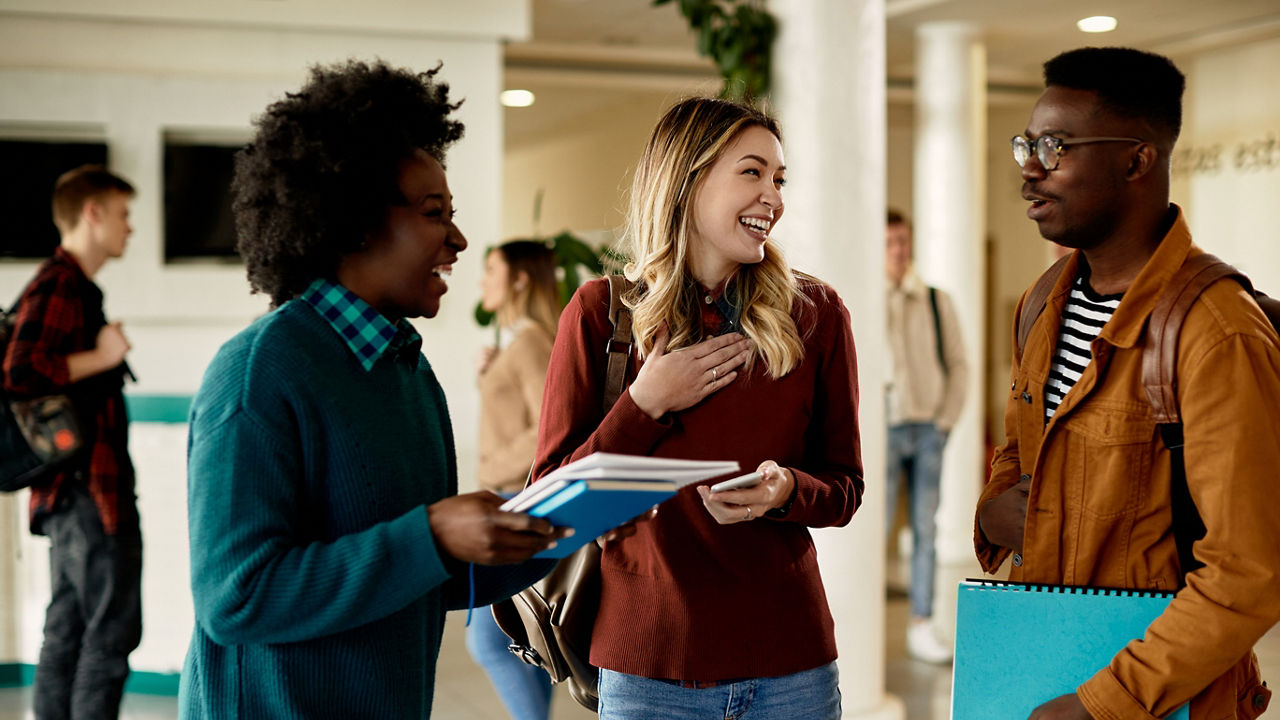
<box><xmin>1020</xmin><ymin>86</ymin><xmax>1141</xmax><ymax>250</ymax></box>
<box><xmin>357</xmin><ymin>149</ymin><xmax>468</xmax><ymax>320</ymax></box>
<box><xmin>687</xmin><ymin>124</ymin><xmax>785</xmax><ymax>286</ymax></box>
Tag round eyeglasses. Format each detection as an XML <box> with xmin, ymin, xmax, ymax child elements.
<box><xmin>1011</xmin><ymin>135</ymin><xmax>1144</xmax><ymax>171</ymax></box>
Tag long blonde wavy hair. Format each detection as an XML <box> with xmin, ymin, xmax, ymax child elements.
<box><xmin>621</xmin><ymin>97</ymin><xmax>805</xmax><ymax>378</ymax></box>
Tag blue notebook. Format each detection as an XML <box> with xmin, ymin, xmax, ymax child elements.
<box><xmin>952</xmin><ymin>580</ymin><xmax>1188</xmax><ymax>720</ymax></box>
<box><xmin>523</xmin><ymin>478</ymin><xmax>676</xmax><ymax>559</ymax></box>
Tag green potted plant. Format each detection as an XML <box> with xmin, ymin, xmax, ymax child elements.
<box><xmin>654</xmin><ymin>0</ymin><xmax>777</xmax><ymax>103</ymax></box>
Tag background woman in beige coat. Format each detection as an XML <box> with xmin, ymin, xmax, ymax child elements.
<box><xmin>466</xmin><ymin>239</ymin><xmax>561</xmax><ymax>719</ymax></box>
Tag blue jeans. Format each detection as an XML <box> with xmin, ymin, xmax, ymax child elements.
<box><xmin>885</xmin><ymin>422</ymin><xmax>945</xmax><ymax>618</ymax></box>
<box><xmin>598</xmin><ymin>662</ymin><xmax>840</xmax><ymax>720</ymax></box>
<box><xmin>466</xmin><ymin>606</ymin><xmax>552</xmax><ymax>720</ymax></box>
<box><xmin>34</xmin><ymin>483</ymin><xmax>142</xmax><ymax>720</ymax></box>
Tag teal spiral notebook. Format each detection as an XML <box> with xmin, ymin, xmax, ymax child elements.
<box><xmin>951</xmin><ymin>580</ymin><xmax>1188</xmax><ymax>720</ymax></box>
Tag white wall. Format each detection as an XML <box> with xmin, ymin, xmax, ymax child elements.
<box><xmin>503</xmin><ymin>89</ymin><xmax>696</xmax><ymax>240</ymax></box>
<box><xmin>0</xmin><ymin>4</ymin><xmax>523</xmax><ymax>673</ymax></box>
<box><xmin>1179</xmin><ymin>37</ymin><xmax>1280</xmax><ymax>292</ymax></box>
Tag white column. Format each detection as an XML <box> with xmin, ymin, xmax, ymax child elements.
<box><xmin>910</xmin><ymin>22</ymin><xmax>988</xmax><ymax>642</ymax></box>
<box><xmin>770</xmin><ymin>1</ymin><xmax>901</xmax><ymax>718</ymax></box>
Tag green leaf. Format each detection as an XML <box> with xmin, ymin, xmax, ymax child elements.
<box><xmin>697</xmin><ymin>24</ymin><xmax>714</xmax><ymax>56</ymax></box>
<box><xmin>474</xmin><ymin>301</ymin><xmax>495</xmax><ymax>327</ymax></box>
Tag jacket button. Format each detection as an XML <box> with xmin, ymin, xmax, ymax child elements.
<box><xmin>1020</xmin><ymin>474</ymin><xmax>1031</xmax><ymax>482</ymax></box>
<box><xmin>1021</xmin><ymin>392</ymin><xmax>1033</xmax><ymax>404</ymax></box>
<box><xmin>1011</xmin><ymin>381</ymin><xmax>1017</xmax><ymax>390</ymax></box>
<box><xmin>1255</xmin><ymin>693</ymin><xmax>1267</xmax><ymax>710</ymax></box>
<box><xmin>1012</xmin><ymin>553</ymin><xmax>1023</xmax><ymax>567</ymax></box>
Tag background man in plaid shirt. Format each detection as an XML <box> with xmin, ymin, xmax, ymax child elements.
<box><xmin>3</xmin><ymin>164</ymin><xmax>140</xmax><ymax>720</ymax></box>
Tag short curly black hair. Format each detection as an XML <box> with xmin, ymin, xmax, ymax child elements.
<box><xmin>1044</xmin><ymin>47</ymin><xmax>1184</xmax><ymax>148</ymax></box>
<box><xmin>233</xmin><ymin>59</ymin><xmax>464</xmax><ymax>307</ymax></box>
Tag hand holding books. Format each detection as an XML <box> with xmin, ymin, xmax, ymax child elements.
<box><xmin>502</xmin><ymin>452</ymin><xmax>740</xmax><ymax>558</ymax></box>
<box><xmin>596</xmin><ymin>506</ymin><xmax>658</xmax><ymax>549</ymax></box>
<box><xmin>428</xmin><ymin>492</ymin><xmax>573</xmax><ymax>565</ymax></box>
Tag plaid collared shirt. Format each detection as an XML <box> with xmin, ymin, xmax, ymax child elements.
<box><xmin>3</xmin><ymin>247</ymin><xmax>134</xmax><ymax>536</ymax></box>
<box><xmin>696</xmin><ymin>279</ymin><xmax>743</xmax><ymax>337</ymax></box>
<box><xmin>300</xmin><ymin>279</ymin><xmax>423</xmax><ymax>371</ymax></box>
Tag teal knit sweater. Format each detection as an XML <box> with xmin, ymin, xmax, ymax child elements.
<box><xmin>178</xmin><ymin>300</ymin><xmax>549</xmax><ymax>719</ymax></box>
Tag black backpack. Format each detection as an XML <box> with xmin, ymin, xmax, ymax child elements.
<box><xmin>0</xmin><ymin>300</ymin><xmax>83</xmax><ymax>492</ymax></box>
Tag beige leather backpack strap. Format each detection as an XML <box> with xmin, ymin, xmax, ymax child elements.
<box><xmin>1016</xmin><ymin>254</ymin><xmax>1073</xmax><ymax>362</ymax></box>
<box><xmin>603</xmin><ymin>275</ymin><xmax>634</xmax><ymax>414</ymax></box>
<box><xmin>1142</xmin><ymin>252</ymin><xmax>1242</xmax><ymax>424</ymax></box>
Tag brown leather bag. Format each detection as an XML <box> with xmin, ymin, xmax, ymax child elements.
<box><xmin>490</xmin><ymin>274</ymin><xmax>634</xmax><ymax>712</ymax></box>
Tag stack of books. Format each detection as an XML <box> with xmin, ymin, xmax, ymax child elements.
<box><xmin>501</xmin><ymin>453</ymin><xmax>739</xmax><ymax>558</ymax></box>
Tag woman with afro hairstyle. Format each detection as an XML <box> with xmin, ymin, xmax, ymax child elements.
<box><xmin>179</xmin><ymin>60</ymin><xmax>570</xmax><ymax>719</ymax></box>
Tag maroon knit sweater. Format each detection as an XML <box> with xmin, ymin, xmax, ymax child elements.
<box><xmin>534</xmin><ymin>275</ymin><xmax>863</xmax><ymax>681</ymax></box>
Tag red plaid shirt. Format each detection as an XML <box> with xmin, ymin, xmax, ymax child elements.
<box><xmin>3</xmin><ymin>248</ymin><xmax>134</xmax><ymax>536</ymax></box>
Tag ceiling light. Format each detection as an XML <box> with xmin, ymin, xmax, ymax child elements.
<box><xmin>1077</xmin><ymin>16</ymin><xmax>1117</xmax><ymax>33</ymax></box>
<box><xmin>501</xmin><ymin>89</ymin><xmax>535</xmax><ymax>108</ymax></box>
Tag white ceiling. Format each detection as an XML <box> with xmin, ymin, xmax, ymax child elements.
<box><xmin>505</xmin><ymin>0</ymin><xmax>1280</xmax><ymax>141</ymax></box>
<box><xmin>884</xmin><ymin>0</ymin><xmax>1280</xmax><ymax>85</ymax></box>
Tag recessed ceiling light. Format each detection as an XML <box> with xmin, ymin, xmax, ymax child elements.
<box><xmin>1077</xmin><ymin>16</ymin><xmax>1117</xmax><ymax>33</ymax></box>
<box><xmin>500</xmin><ymin>89</ymin><xmax>535</xmax><ymax>108</ymax></box>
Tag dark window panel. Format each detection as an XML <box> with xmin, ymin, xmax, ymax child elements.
<box><xmin>0</xmin><ymin>140</ymin><xmax>109</xmax><ymax>260</ymax></box>
<box><xmin>163</xmin><ymin>143</ymin><xmax>241</xmax><ymax>263</ymax></box>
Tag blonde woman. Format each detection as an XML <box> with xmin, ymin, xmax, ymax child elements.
<box><xmin>534</xmin><ymin>97</ymin><xmax>863</xmax><ymax>719</ymax></box>
<box><xmin>467</xmin><ymin>239</ymin><xmax>560</xmax><ymax>719</ymax></box>
<box><xmin>476</xmin><ymin>240</ymin><xmax>560</xmax><ymax>494</ymax></box>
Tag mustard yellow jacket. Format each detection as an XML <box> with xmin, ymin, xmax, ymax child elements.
<box><xmin>976</xmin><ymin>208</ymin><xmax>1280</xmax><ymax>720</ymax></box>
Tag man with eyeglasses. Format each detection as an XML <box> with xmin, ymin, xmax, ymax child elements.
<box><xmin>975</xmin><ymin>47</ymin><xmax>1280</xmax><ymax>720</ymax></box>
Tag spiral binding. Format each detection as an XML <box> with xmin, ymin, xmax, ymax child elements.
<box><xmin>964</xmin><ymin>578</ymin><xmax>1175</xmax><ymax>599</ymax></box>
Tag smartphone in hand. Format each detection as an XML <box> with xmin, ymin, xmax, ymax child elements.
<box><xmin>709</xmin><ymin>471</ymin><xmax>764</xmax><ymax>494</ymax></box>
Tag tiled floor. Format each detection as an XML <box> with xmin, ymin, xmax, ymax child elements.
<box><xmin>5</xmin><ymin>592</ymin><xmax>1280</xmax><ymax>719</ymax></box>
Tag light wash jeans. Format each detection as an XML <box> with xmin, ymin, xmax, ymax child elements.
<box><xmin>885</xmin><ymin>421</ymin><xmax>946</xmax><ymax>618</ymax></box>
<box><xmin>598</xmin><ymin>662</ymin><xmax>840</xmax><ymax>720</ymax></box>
<box><xmin>465</xmin><ymin>606</ymin><xmax>552</xmax><ymax>720</ymax></box>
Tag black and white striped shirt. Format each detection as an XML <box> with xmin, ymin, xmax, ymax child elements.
<box><xmin>1044</xmin><ymin>272</ymin><xmax>1123</xmax><ymax>421</ymax></box>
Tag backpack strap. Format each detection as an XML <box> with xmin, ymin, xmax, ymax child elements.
<box><xmin>1142</xmin><ymin>253</ymin><xmax>1244</xmax><ymax>424</ymax></box>
<box><xmin>927</xmin><ymin>286</ymin><xmax>947</xmax><ymax>376</ymax></box>
<box><xmin>1016</xmin><ymin>254</ymin><xmax>1073</xmax><ymax>361</ymax></box>
<box><xmin>603</xmin><ymin>275</ymin><xmax>634</xmax><ymax>414</ymax></box>
<box><xmin>1141</xmin><ymin>252</ymin><xmax>1251</xmax><ymax>580</ymax></box>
